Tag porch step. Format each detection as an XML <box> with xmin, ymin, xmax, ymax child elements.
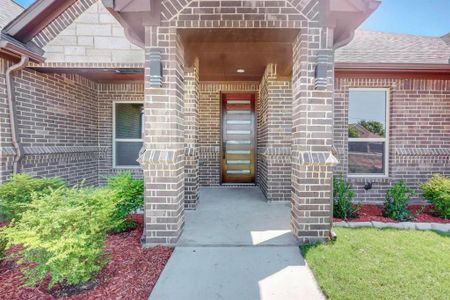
<box><xmin>219</xmin><ymin>183</ymin><xmax>257</xmax><ymax>187</ymax></box>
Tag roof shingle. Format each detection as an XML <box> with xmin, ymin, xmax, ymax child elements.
<box><xmin>0</xmin><ymin>0</ymin><xmax>23</xmax><ymax>30</ymax></box>
<box><xmin>336</xmin><ymin>30</ymin><xmax>450</xmax><ymax>64</ymax></box>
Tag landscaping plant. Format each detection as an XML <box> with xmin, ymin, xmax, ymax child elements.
<box><xmin>106</xmin><ymin>172</ymin><xmax>144</xmax><ymax>233</ymax></box>
<box><xmin>384</xmin><ymin>180</ymin><xmax>415</xmax><ymax>221</ymax></box>
<box><xmin>0</xmin><ymin>186</ymin><xmax>120</xmax><ymax>289</ymax></box>
<box><xmin>0</xmin><ymin>235</ymin><xmax>6</xmax><ymax>262</ymax></box>
<box><xmin>333</xmin><ymin>175</ymin><xmax>359</xmax><ymax>219</ymax></box>
<box><xmin>0</xmin><ymin>174</ymin><xmax>65</xmax><ymax>221</ymax></box>
<box><xmin>420</xmin><ymin>174</ymin><xmax>450</xmax><ymax>219</ymax></box>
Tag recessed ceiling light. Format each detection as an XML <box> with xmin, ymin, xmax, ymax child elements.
<box><xmin>236</xmin><ymin>69</ymin><xmax>245</xmax><ymax>73</ymax></box>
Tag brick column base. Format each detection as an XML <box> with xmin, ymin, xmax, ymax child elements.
<box><xmin>184</xmin><ymin>149</ymin><xmax>199</xmax><ymax>209</ymax></box>
<box><xmin>139</xmin><ymin>149</ymin><xmax>185</xmax><ymax>247</ymax></box>
<box><xmin>291</xmin><ymin>152</ymin><xmax>338</xmax><ymax>244</ymax></box>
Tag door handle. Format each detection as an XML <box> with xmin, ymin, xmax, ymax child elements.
<box><xmin>223</xmin><ymin>142</ymin><xmax>226</xmax><ymax>159</ymax></box>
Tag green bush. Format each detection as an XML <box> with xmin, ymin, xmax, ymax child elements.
<box><xmin>384</xmin><ymin>181</ymin><xmax>415</xmax><ymax>221</ymax></box>
<box><xmin>0</xmin><ymin>235</ymin><xmax>6</xmax><ymax>262</ymax></box>
<box><xmin>0</xmin><ymin>174</ymin><xmax>65</xmax><ymax>220</ymax></box>
<box><xmin>420</xmin><ymin>174</ymin><xmax>450</xmax><ymax>219</ymax></box>
<box><xmin>0</xmin><ymin>186</ymin><xmax>120</xmax><ymax>288</ymax></box>
<box><xmin>106</xmin><ymin>172</ymin><xmax>144</xmax><ymax>233</ymax></box>
<box><xmin>333</xmin><ymin>175</ymin><xmax>359</xmax><ymax>219</ymax></box>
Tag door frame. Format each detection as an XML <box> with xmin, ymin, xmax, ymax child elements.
<box><xmin>219</xmin><ymin>91</ymin><xmax>258</xmax><ymax>185</ymax></box>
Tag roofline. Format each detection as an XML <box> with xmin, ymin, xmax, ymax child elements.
<box><xmin>330</xmin><ymin>0</ymin><xmax>381</xmax><ymax>49</ymax></box>
<box><xmin>2</xmin><ymin>0</ymin><xmax>76</xmax><ymax>43</ymax></box>
<box><xmin>335</xmin><ymin>62</ymin><xmax>450</xmax><ymax>73</ymax></box>
<box><xmin>0</xmin><ymin>40</ymin><xmax>45</xmax><ymax>63</ymax></box>
<box><xmin>3</xmin><ymin>0</ymin><xmax>380</xmax><ymax>49</ymax></box>
<box><xmin>11</xmin><ymin>0</ymin><xmax>25</xmax><ymax>9</ymax></box>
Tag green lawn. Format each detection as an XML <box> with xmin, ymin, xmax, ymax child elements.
<box><xmin>301</xmin><ymin>228</ymin><xmax>450</xmax><ymax>300</ymax></box>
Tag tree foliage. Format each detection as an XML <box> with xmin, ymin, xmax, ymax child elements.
<box><xmin>359</xmin><ymin>120</ymin><xmax>385</xmax><ymax>137</ymax></box>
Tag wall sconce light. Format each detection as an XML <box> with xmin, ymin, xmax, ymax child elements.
<box><xmin>149</xmin><ymin>48</ymin><xmax>162</xmax><ymax>88</ymax></box>
<box><xmin>314</xmin><ymin>50</ymin><xmax>329</xmax><ymax>90</ymax></box>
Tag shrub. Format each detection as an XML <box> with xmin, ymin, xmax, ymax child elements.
<box><xmin>106</xmin><ymin>172</ymin><xmax>144</xmax><ymax>233</ymax></box>
<box><xmin>0</xmin><ymin>186</ymin><xmax>120</xmax><ymax>288</ymax></box>
<box><xmin>0</xmin><ymin>174</ymin><xmax>65</xmax><ymax>220</ymax></box>
<box><xmin>0</xmin><ymin>235</ymin><xmax>6</xmax><ymax>262</ymax></box>
<box><xmin>384</xmin><ymin>181</ymin><xmax>415</xmax><ymax>221</ymax></box>
<box><xmin>333</xmin><ymin>175</ymin><xmax>359</xmax><ymax>219</ymax></box>
<box><xmin>420</xmin><ymin>174</ymin><xmax>450</xmax><ymax>219</ymax></box>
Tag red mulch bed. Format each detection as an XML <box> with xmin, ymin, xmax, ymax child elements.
<box><xmin>0</xmin><ymin>215</ymin><xmax>173</xmax><ymax>300</ymax></box>
<box><xmin>334</xmin><ymin>205</ymin><xmax>450</xmax><ymax>224</ymax></box>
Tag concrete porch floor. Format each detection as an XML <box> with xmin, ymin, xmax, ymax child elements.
<box><xmin>149</xmin><ymin>187</ymin><xmax>324</xmax><ymax>300</ymax></box>
<box><xmin>179</xmin><ymin>187</ymin><xmax>297</xmax><ymax>246</ymax></box>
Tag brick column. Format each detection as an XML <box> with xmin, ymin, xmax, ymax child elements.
<box><xmin>139</xmin><ymin>26</ymin><xmax>185</xmax><ymax>247</ymax></box>
<box><xmin>258</xmin><ymin>64</ymin><xmax>292</xmax><ymax>202</ymax></box>
<box><xmin>184</xmin><ymin>59</ymin><xmax>200</xmax><ymax>209</ymax></box>
<box><xmin>290</xmin><ymin>27</ymin><xmax>338</xmax><ymax>244</ymax></box>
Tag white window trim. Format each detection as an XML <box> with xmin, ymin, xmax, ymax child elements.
<box><xmin>347</xmin><ymin>88</ymin><xmax>390</xmax><ymax>178</ymax></box>
<box><xmin>112</xmin><ymin>101</ymin><xmax>144</xmax><ymax>169</ymax></box>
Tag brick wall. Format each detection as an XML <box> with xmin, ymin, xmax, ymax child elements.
<box><xmin>0</xmin><ymin>62</ymin><xmax>100</xmax><ymax>185</ymax></box>
<box><xmin>39</xmin><ymin>0</ymin><xmax>144</xmax><ymax>66</ymax></box>
<box><xmin>0</xmin><ymin>56</ymin><xmax>146</xmax><ymax>185</ymax></box>
<box><xmin>258</xmin><ymin>64</ymin><xmax>292</xmax><ymax>201</ymax></box>
<box><xmin>198</xmin><ymin>81</ymin><xmax>259</xmax><ymax>186</ymax></box>
<box><xmin>184</xmin><ymin>61</ymin><xmax>200</xmax><ymax>209</ymax></box>
<box><xmin>258</xmin><ymin>69</ymin><xmax>269</xmax><ymax>192</ymax></box>
<box><xmin>139</xmin><ymin>27</ymin><xmax>186</xmax><ymax>246</ymax></box>
<box><xmin>290</xmin><ymin>24</ymin><xmax>337</xmax><ymax>243</ymax></box>
<box><xmin>167</xmin><ymin>0</ymin><xmax>308</xmax><ymax>28</ymax></box>
<box><xmin>97</xmin><ymin>81</ymin><xmax>145</xmax><ymax>184</ymax></box>
<box><xmin>334</xmin><ymin>76</ymin><xmax>450</xmax><ymax>203</ymax></box>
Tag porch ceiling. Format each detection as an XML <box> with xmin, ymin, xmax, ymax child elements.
<box><xmin>181</xmin><ymin>29</ymin><xmax>299</xmax><ymax>81</ymax></box>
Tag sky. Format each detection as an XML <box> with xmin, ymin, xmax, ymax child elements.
<box><xmin>13</xmin><ymin>0</ymin><xmax>450</xmax><ymax>37</ymax></box>
<box><xmin>361</xmin><ymin>0</ymin><xmax>450</xmax><ymax>37</ymax></box>
<box><xmin>14</xmin><ymin>0</ymin><xmax>33</xmax><ymax>8</ymax></box>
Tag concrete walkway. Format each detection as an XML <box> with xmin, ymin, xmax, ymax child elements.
<box><xmin>149</xmin><ymin>187</ymin><xmax>324</xmax><ymax>300</ymax></box>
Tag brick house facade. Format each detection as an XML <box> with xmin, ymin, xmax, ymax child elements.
<box><xmin>0</xmin><ymin>0</ymin><xmax>449</xmax><ymax>246</ymax></box>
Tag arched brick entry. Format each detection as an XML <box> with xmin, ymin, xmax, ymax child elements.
<box><xmin>135</xmin><ymin>0</ymin><xmax>341</xmax><ymax>246</ymax></box>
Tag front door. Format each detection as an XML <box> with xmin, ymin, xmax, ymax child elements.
<box><xmin>221</xmin><ymin>93</ymin><xmax>256</xmax><ymax>184</ymax></box>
